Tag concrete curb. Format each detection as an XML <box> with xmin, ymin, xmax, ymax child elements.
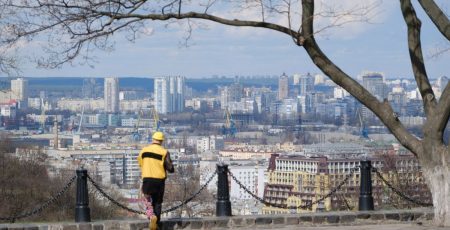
<box><xmin>0</xmin><ymin>209</ymin><xmax>434</xmax><ymax>230</ymax></box>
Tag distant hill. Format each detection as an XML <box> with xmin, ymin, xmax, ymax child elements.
<box><xmin>28</xmin><ymin>77</ymin><xmax>84</xmax><ymax>88</ymax></box>
<box><xmin>3</xmin><ymin>76</ymin><xmax>278</xmax><ymax>93</ymax></box>
<box><xmin>186</xmin><ymin>77</ymin><xmax>277</xmax><ymax>92</ymax></box>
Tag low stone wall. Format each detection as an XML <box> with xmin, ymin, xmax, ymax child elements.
<box><xmin>0</xmin><ymin>209</ymin><xmax>434</xmax><ymax>230</ymax></box>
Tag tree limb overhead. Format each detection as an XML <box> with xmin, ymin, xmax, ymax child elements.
<box><xmin>418</xmin><ymin>0</ymin><xmax>450</xmax><ymax>41</ymax></box>
<box><xmin>300</xmin><ymin>0</ymin><xmax>422</xmax><ymax>156</ymax></box>
<box><xmin>400</xmin><ymin>0</ymin><xmax>437</xmax><ymax>117</ymax></box>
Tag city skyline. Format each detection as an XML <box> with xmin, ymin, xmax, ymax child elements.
<box><xmin>0</xmin><ymin>1</ymin><xmax>448</xmax><ymax>225</ymax></box>
<box><xmin>8</xmin><ymin>1</ymin><xmax>449</xmax><ymax>80</ymax></box>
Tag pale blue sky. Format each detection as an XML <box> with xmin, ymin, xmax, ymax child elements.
<box><xmin>19</xmin><ymin>1</ymin><xmax>449</xmax><ymax>79</ymax></box>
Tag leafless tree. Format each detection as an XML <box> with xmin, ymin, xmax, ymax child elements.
<box><xmin>0</xmin><ymin>135</ymin><xmax>124</xmax><ymax>222</ymax></box>
<box><xmin>0</xmin><ymin>0</ymin><xmax>449</xmax><ymax>225</ymax></box>
<box><xmin>379</xmin><ymin>153</ymin><xmax>432</xmax><ymax>209</ymax></box>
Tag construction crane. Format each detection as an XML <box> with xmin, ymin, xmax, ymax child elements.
<box><xmin>132</xmin><ymin>108</ymin><xmax>142</xmax><ymax>142</ymax></box>
<box><xmin>78</xmin><ymin>105</ymin><xmax>85</xmax><ymax>133</ymax></box>
<box><xmin>71</xmin><ymin>105</ymin><xmax>85</xmax><ymax>148</ymax></box>
<box><xmin>222</xmin><ymin>108</ymin><xmax>237</xmax><ymax>138</ymax></box>
<box><xmin>130</xmin><ymin>108</ymin><xmax>161</xmax><ymax>143</ymax></box>
<box><xmin>357</xmin><ymin>107</ymin><xmax>369</xmax><ymax>139</ymax></box>
<box><xmin>152</xmin><ymin>107</ymin><xmax>161</xmax><ymax>131</ymax></box>
<box><xmin>144</xmin><ymin>107</ymin><xmax>163</xmax><ymax>141</ymax></box>
<box><xmin>38</xmin><ymin>98</ymin><xmax>46</xmax><ymax>134</ymax></box>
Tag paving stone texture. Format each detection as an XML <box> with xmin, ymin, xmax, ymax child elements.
<box><xmin>1</xmin><ymin>209</ymin><xmax>448</xmax><ymax>230</ymax></box>
<box><xmin>239</xmin><ymin>223</ymin><xmax>450</xmax><ymax>230</ymax></box>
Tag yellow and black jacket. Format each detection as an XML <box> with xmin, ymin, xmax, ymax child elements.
<box><xmin>138</xmin><ymin>144</ymin><xmax>170</xmax><ymax>179</ymax></box>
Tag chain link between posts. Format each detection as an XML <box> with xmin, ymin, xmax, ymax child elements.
<box><xmin>162</xmin><ymin>170</ymin><xmax>217</xmax><ymax>214</ymax></box>
<box><xmin>87</xmin><ymin>174</ymin><xmax>146</xmax><ymax>215</ymax></box>
<box><xmin>0</xmin><ymin>164</ymin><xmax>434</xmax><ymax>222</ymax></box>
<box><xmin>87</xmin><ymin>170</ymin><xmax>217</xmax><ymax>215</ymax></box>
<box><xmin>0</xmin><ymin>175</ymin><xmax>76</xmax><ymax>223</ymax></box>
<box><xmin>372</xmin><ymin>167</ymin><xmax>433</xmax><ymax>207</ymax></box>
<box><xmin>228</xmin><ymin>166</ymin><xmax>359</xmax><ymax>210</ymax></box>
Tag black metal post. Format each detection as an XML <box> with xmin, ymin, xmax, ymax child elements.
<box><xmin>358</xmin><ymin>160</ymin><xmax>374</xmax><ymax>211</ymax></box>
<box><xmin>75</xmin><ymin>168</ymin><xmax>91</xmax><ymax>222</ymax></box>
<box><xmin>216</xmin><ymin>164</ymin><xmax>232</xmax><ymax>216</ymax></box>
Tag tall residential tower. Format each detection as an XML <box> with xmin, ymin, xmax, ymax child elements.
<box><xmin>361</xmin><ymin>72</ymin><xmax>385</xmax><ymax>120</ymax></box>
<box><xmin>11</xmin><ymin>78</ymin><xmax>28</xmax><ymax>101</ymax></box>
<box><xmin>299</xmin><ymin>73</ymin><xmax>314</xmax><ymax>96</ymax></box>
<box><xmin>278</xmin><ymin>73</ymin><xmax>289</xmax><ymax>100</ymax></box>
<box><xmin>104</xmin><ymin>77</ymin><xmax>119</xmax><ymax>113</ymax></box>
<box><xmin>219</xmin><ymin>79</ymin><xmax>243</xmax><ymax>109</ymax></box>
<box><xmin>154</xmin><ymin>76</ymin><xmax>185</xmax><ymax>114</ymax></box>
<box><xmin>362</xmin><ymin>72</ymin><xmax>385</xmax><ymax>100</ymax></box>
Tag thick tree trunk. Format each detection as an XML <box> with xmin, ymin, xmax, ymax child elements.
<box><xmin>423</xmin><ymin>165</ymin><xmax>450</xmax><ymax>226</ymax></box>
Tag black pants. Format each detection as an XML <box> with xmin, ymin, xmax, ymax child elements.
<box><xmin>142</xmin><ymin>178</ymin><xmax>165</xmax><ymax>225</ymax></box>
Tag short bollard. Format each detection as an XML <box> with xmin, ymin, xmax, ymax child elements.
<box><xmin>359</xmin><ymin>160</ymin><xmax>374</xmax><ymax>211</ymax></box>
<box><xmin>216</xmin><ymin>164</ymin><xmax>232</xmax><ymax>216</ymax></box>
<box><xmin>75</xmin><ymin>168</ymin><xmax>91</xmax><ymax>222</ymax></box>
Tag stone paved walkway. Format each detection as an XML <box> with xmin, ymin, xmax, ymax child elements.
<box><xmin>239</xmin><ymin>223</ymin><xmax>450</xmax><ymax>229</ymax></box>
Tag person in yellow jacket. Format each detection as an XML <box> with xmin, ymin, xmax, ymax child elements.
<box><xmin>138</xmin><ymin>131</ymin><xmax>174</xmax><ymax>229</ymax></box>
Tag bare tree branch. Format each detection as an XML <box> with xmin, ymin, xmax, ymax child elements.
<box><xmin>2</xmin><ymin>0</ymin><xmax>381</xmax><ymax>70</ymax></box>
<box><xmin>312</xmin><ymin>0</ymin><xmax>382</xmax><ymax>38</ymax></box>
<box><xmin>201</xmin><ymin>0</ymin><xmax>218</xmax><ymax>14</ymax></box>
<box><xmin>428</xmin><ymin>42</ymin><xmax>450</xmax><ymax>59</ymax></box>
<box><xmin>435</xmin><ymin>82</ymin><xmax>450</xmax><ymax>136</ymax></box>
<box><xmin>0</xmin><ymin>0</ymin><xmax>434</xmax><ymax>155</ymax></box>
<box><xmin>162</xmin><ymin>0</ymin><xmax>180</xmax><ymax>15</ymax></box>
<box><xmin>259</xmin><ymin>0</ymin><xmax>265</xmax><ymax>22</ymax></box>
<box><xmin>418</xmin><ymin>0</ymin><xmax>450</xmax><ymax>41</ymax></box>
<box><xmin>300</xmin><ymin>0</ymin><xmax>422</xmax><ymax>156</ymax></box>
<box><xmin>400</xmin><ymin>0</ymin><xmax>437</xmax><ymax>117</ymax></box>
<box><xmin>98</xmin><ymin>11</ymin><xmax>299</xmax><ymax>37</ymax></box>
<box><xmin>0</xmin><ymin>55</ymin><xmax>19</xmax><ymax>76</ymax></box>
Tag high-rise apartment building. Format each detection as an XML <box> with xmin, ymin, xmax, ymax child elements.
<box><xmin>362</xmin><ymin>72</ymin><xmax>385</xmax><ymax>100</ymax></box>
<box><xmin>299</xmin><ymin>73</ymin><xmax>314</xmax><ymax>96</ymax></box>
<box><xmin>104</xmin><ymin>77</ymin><xmax>119</xmax><ymax>113</ymax></box>
<box><xmin>388</xmin><ymin>91</ymin><xmax>408</xmax><ymax>115</ymax></box>
<box><xmin>82</xmin><ymin>78</ymin><xmax>98</xmax><ymax>99</ymax></box>
<box><xmin>154</xmin><ymin>76</ymin><xmax>185</xmax><ymax>114</ymax></box>
<box><xmin>293</xmin><ymin>74</ymin><xmax>301</xmax><ymax>85</ymax></box>
<box><xmin>278</xmin><ymin>73</ymin><xmax>289</xmax><ymax>100</ymax></box>
<box><xmin>314</xmin><ymin>74</ymin><xmax>325</xmax><ymax>85</ymax></box>
<box><xmin>361</xmin><ymin>72</ymin><xmax>385</xmax><ymax>120</ymax></box>
<box><xmin>220</xmin><ymin>82</ymin><xmax>243</xmax><ymax>109</ymax></box>
<box><xmin>11</xmin><ymin>78</ymin><xmax>28</xmax><ymax>101</ymax></box>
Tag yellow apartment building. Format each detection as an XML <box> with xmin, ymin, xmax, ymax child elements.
<box><xmin>262</xmin><ymin>153</ymin><xmax>430</xmax><ymax>214</ymax></box>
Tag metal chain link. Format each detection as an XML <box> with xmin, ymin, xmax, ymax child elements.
<box><xmin>372</xmin><ymin>167</ymin><xmax>433</xmax><ymax>207</ymax></box>
<box><xmin>87</xmin><ymin>170</ymin><xmax>217</xmax><ymax>215</ymax></box>
<box><xmin>228</xmin><ymin>166</ymin><xmax>359</xmax><ymax>210</ymax></box>
<box><xmin>0</xmin><ymin>175</ymin><xmax>77</xmax><ymax>223</ymax></box>
<box><xmin>162</xmin><ymin>170</ymin><xmax>217</xmax><ymax>214</ymax></box>
<box><xmin>87</xmin><ymin>174</ymin><xmax>146</xmax><ymax>215</ymax></box>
